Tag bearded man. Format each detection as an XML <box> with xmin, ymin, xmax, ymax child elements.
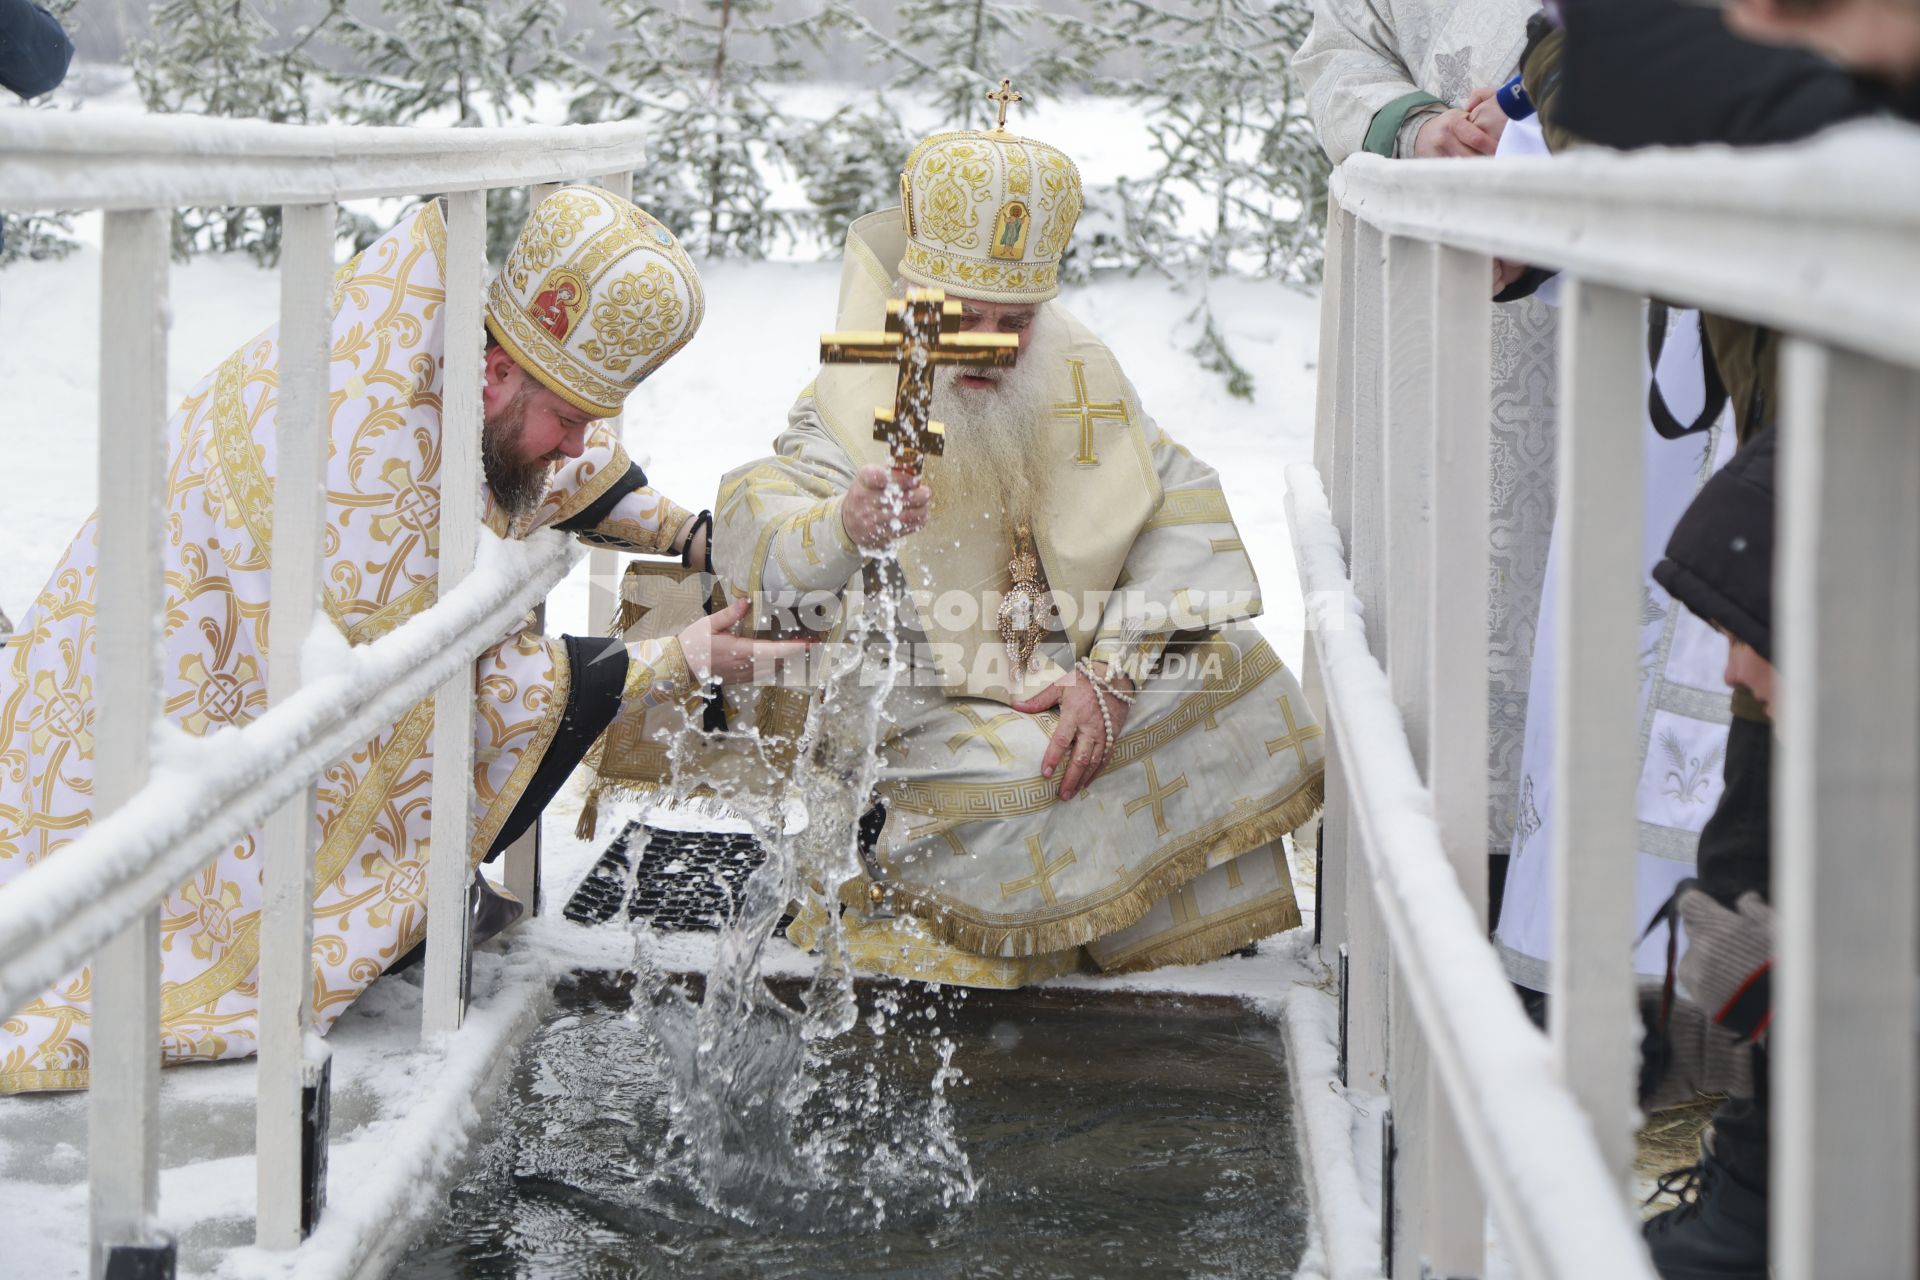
<box><xmin>694</xmin><ymin>117</ymin><xmax>1326</xmax><ymax>986</ymax></box>
<box><xmin>0</xmin><ymin>187</ymin><xmax>800</xmax><ymax>1092</ymax></box>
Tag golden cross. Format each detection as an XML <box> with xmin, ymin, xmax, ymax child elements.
<box><xmin>1265</xmin><ymin>694</ymin><xmax>1325</xmax><ymax>770</ymax></box>
<box><xmin>947</xmin><ymin>703</ymin><xmax>1024</xmax><ymax>765</ymax></box>
<box><xmin>821</xmin><ymin>287</ymin><xmax>1019</xmax><ymax>475</ymax></box>
<box><xmin>986</xmin><ymin>78</ymin><xmax>1024</xmax><ymax>132</ymax></box>
<box><xmin>1052</xmin><ymin>357</ymin><xmax>1131</xmax><ymax>466</ymax></box>
<box><xmin>1124</xmin><ymin>757</ymin><xmax>1190</xmax><ymax>837</ymax></box>
<box><xmin>1000</xmin><ymin>836</ymin><xmax>1076</xmax><ymax>905</ymax></box>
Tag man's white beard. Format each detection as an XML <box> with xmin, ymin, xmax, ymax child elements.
<box><xmin>923</xmin><ymin>315</ymin><xmax>1064</xmax><ymax>538</ymax></box>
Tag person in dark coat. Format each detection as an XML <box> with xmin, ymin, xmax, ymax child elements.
<box><xmin>1637</xmin><ymin>427</ymin><xmax>1779</xmax><ymax>1280</ymax></box>
<box><xmin>1729</xmin><ymin>0</ymin><xmax>1920</xmax><ymax>91</ymax></box>
<box><xmin>0</xmin><ymin>0</ymin><xmax>71</xmax><ymax>101</ymax></box>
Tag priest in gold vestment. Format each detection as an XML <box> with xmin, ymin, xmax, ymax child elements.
<box><xmin>0</xmin><ymin>187</ymin><xmax>800</xmax><ymax>1093</ymax></box>
<box><xmin>694</xmin><ymin>115</ymin><xmax>1326</xmax><ymax>986</ymax></box>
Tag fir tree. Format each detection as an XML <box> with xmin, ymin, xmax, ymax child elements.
<box><xmin>343</xmin><ymin>0</ymin><xmax>572</xmax><ymax>128</ymax></box>
<box><xmin>570</xmin><ymin>0</ymin><xmax>816</xmax><ymax>258</ymax></box>
<box><xmin>1060</xmin><ymin>0</ymin><xmax>1327</xmax><ymax>396</ymax></box>
<box><xmin>829</xmin><ymin>0</ymin><xmax>1090</xmax><ymax>131</ymax></box>
<box><xmin>129</xmin><ymin>0</ymin><xmax>356</xmax><ymax>260</ymax></box>
<box><xmin>1066</xmin><ymin>0</ymin><xmax>1326</xmax><ymax>284</ymax></box>
<box><xmin>789</xmin><ymin>94</ymin><xmax>916</xmax><ymax>243</ymax></box>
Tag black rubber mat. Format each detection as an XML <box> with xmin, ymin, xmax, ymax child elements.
<box><xmin>562</xmin><ymin>820</ymin><xmax>771</xmax><ymax>932</ymax></box>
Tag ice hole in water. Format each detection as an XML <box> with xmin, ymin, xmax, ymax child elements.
<box><xmin>405</xmin><ymin>465</ymin><xmax>1308</xmax><ymax>1273</ymax></box>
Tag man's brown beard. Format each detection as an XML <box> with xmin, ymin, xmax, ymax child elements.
<box><xmin>481</xmin><ymin>380</ymin><xmax>554</xmax><ymax>520</ymax></box>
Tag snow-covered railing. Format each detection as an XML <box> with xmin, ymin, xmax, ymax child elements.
<box><xmin>1294</xmin><ymin>120</ymin><xmax>1919</xmax><ymax>1280</ymax></box>
<box><xmin>0</xmin><ymin>112</ymin><xmax>646</xmax><ymax>1275</ymax></box>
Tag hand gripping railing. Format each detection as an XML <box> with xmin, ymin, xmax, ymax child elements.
<box><xmin>0</xmin><ymin>112</ymin><xmax>646</xmax><ymax>1274</ymax></box>
<box><xmin>1296</xmin><ymin>120</ymin><xmax>1920</xmax><ymax>1280</ymax></box>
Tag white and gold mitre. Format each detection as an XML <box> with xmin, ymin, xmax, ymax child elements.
<box><xmin>484</xmin><ymin>185</ymin><xmax>705</xmax><ymax>417</ymax></box>
<box><xmin>897</xmin><ymin>124</ymin><xmax>1083</xmax><ymax>304</ymax></box>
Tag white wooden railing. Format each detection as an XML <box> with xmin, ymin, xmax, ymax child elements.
<box><xmin>1295</xmin><ymin>120</ymin><xmax>1920</xmax><ymax>1280</ymax></box>
<box><xmin>0</xmin><ymin>111</ymin><xmax>646</xmax><ymax>1275</ymax></box>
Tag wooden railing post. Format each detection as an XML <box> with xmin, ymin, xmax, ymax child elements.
<box><xmin>1774</xmin><ymin>340</ymin><xmax>1920</xmax><ymax>1279</ymax></box>
<box><xmin>585</xmin><ymin>169</ymin><xmax>635</xmax><ymax>644</ymax></box>
<box><xmin>1315</xmin><ymin>195</ymin><xmax>1352</xmax><ymax>510</ymax></box>
<box><xmin>1423</xmin><ymin>242</ymin><xmax>1493</xmax><ymax>1279</ymax></box>
<box><xmin>492</xmin><ymin>179</ymin><xmax>582</xmax><ymax>917</ymax></box>
<box><xmin>256</xmin><ymin>200</ymin><xmax>337</xmax><ymax>1248</ymax></box>
<box><xmin>1310</xmin><ymin>196</ymin><xmax>1354</xmax><ymax>958</ymax></box>
<box><xmin>1382</xmin><ymin>235</ymin><xmax>1436</xmax><ymax>774</ymax></box>
<box><xmin>1344</xmin><ymin>218</ymin><xmax>1390</xmax><ymax>1095</ymax></box>
<box><xmin>423</xmin><ymin>188</ymin><xmax>488</xmax><ymax>1038</ymax></box>
<box><xmin>1550</xmin><ymin>280</ymin><xmax>1645</xmax><ymax>1189</ymax></box>
<box><xmin>87</xmin><ymin>207</ymin><xmax>173</xmax><ymax>1280</ymax></box>
<box><xmin>1382</xmin><ymin>234</ymin><xmax>1438</xmax><ymax>1277</ymax></box>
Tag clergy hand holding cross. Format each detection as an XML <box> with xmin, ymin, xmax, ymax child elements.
<box><xmin>822</xmin><ymin>288</ymin><xmax>1019</xmax><ymax>550</ymax></box>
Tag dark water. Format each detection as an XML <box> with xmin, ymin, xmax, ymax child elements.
<box><xmin>403</xmin><ymin>973</ymin><xmax>1308</xmax><ymax>1279</ymax></box>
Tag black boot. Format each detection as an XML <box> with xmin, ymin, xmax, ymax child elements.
<box><xmin>1642</xmin><ymin>1144</ymin><xmax>1769</xmax><ymax>1280</ymax></box>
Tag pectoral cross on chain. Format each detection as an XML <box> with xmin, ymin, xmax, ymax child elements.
<box><xmin>820</xmin><ymin>288</ymin><xmax>1019</xmax><ymax>475</ymax></box>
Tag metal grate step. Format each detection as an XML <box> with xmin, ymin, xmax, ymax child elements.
<box><xmin>562</xmin><ymin>820</ymin><xmax>774</xmax><ymax>933</ymax></box>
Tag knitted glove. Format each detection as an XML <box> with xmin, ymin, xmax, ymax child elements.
<box><xmin>1677</xmin><ymin>887</ymin><xmax>1774</xmax><ymax>1044</ymax></box>
<box><xmin>1639</xmin><ymin>984</ymin><xmax>1756</xmax><ymax>1110</ymax></box>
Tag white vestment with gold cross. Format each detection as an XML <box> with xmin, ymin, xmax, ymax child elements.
<box><xmin>0</xmin><ymin>202</ymin><xmax>696</xmax><ymax>1092</ymax></box>
<box><xmin>695</xmin><ymin>209</ymin><xmax>1325</xmax><ymax>986</ymax></box>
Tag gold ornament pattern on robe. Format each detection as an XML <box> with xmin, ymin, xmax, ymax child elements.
<box><xmin>0</xmin><ymin>202</ymin><xmax>693</xmax><ymax>1093</ymax></box>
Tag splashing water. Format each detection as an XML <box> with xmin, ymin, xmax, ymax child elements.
<box><xmin>617</xmin><ymin>446</ymin><xmax>976</xmax><ymax>1228</ymax></box>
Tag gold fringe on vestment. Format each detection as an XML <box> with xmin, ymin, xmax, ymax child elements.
<box><xmin>854</xmin><ymin>768</ymin><xmax>1325</xmax><ymax>960</ymax></box>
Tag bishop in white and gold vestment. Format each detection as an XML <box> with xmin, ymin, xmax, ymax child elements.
<box><xmin>603</xmin><ymin>114</ymin><xmax>1326</xmax><ymax>986</ymax></box>
<box><xmin>0</xmin><ymin>187</ymin><xmax>719</xmax><ymax>1092</ymax></box>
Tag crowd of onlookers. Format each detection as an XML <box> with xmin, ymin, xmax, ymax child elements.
<box><xmin>1296</xmin><ymin>1</ymin><xmax>1919</xmax><ymax>1276</ymax></box>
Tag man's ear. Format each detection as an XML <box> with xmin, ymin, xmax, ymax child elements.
<box><xmin>483</xmin><ymin>343</ymin><xmax>517</xmax><ymax>388</ymax></box>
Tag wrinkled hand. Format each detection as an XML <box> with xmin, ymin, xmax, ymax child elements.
<box><xmin>677</xmin><ymin>597</ymin><xmax>814</xmax><ymax>686</ymax></box>
<box><xmin>841</xmin><ymin>464</ymin><xmax>932</xmax><ymax>551</ymax></box>
<box><xmin>1412</xmin><ymin>102</ymin><xmax>1499</xmax><ymax>159</ymax></box>
<box><xmin>1010</xmin><ymin>663</ymin><xmax>1133</xmax><ymax>801</ymax></box>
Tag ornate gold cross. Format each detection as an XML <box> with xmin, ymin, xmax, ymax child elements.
<box><xmin>1052</xmin><ymin>357</ymin><xmax>1130</xmax><ymax>466</ymax></box>
<box><xmin>820</xmin><ymin>288</ymin><xmax>1019</xmax><ymax>474</ymax></box>
<box><xmin>986</xmin><ymin>78</ymin><xmax>1024</xmax><ymax>132</ymax></box>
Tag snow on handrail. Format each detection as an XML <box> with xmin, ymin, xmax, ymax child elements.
<box><xmin>0</xmin><ymin>110</ymin><xmax>652</xmax><ymax>211</ymax></box>
<box><xmin>1333</xmin><ymin>120</ymin><xmax>1920</xmax><ymax>368</ymax></box>
<box><xmin>1287</xmin><ymin>465</ymin><xmax>1658</xmax><ymax>1280</ymax></box>
<box><xmin>0</xmin><ymin>531</ymin><xmax>576</xmax><ymax>1021</ymax></box>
